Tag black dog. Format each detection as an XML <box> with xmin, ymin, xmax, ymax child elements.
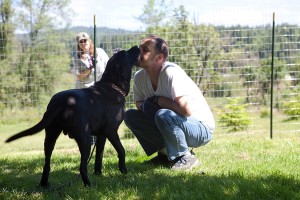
<box><xmin>6</xmin><ymin>45</ymin><xmax>140</xmax><ymax>187</ymax></box>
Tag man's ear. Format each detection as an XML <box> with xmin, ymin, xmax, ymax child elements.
<box><xmin>155</xmin><ymin>54</ymin><xmax>164</xmax><ymax>62</ymax></box>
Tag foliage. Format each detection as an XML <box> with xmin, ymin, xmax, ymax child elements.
<box><xmin>0</xmin><ymin>0</ymin><xmax>72</xmax><ymax>108</ymax></box>
<box><xmin>260</xmin><ymin>107</ymin><xmax>270</xmax><ymax>118</ymax></box>
<box><xmin>137</xmin><ymin>0</ymin><xmax>171</xmax><ymax>28</ymax></box>
<box><xmin>220</xmin><ymin>98</ymin><xmax>251</xmax><ymax>132</ymax></box>
<box><xmin>288</xmin><ymin>57</ymin><xmax>300</xmax><ymax>86</ymax></box>
<box><xmin>17</xmin><ymin>0</ymin><xmax>72</xmax><ymax>33</ymax></box>
<box><xmin>0</xmin><ymin>58</ymin><xmax>26</xmax><ymax>108</ymax></box>
<box><xmin>140</xmin><ymin>2</ymin><xmax>224</xmax><ymax>97</ymax></box>
<box><xmin>283</xmin><ymin>94</ymin><xmax>300</xmax><ymax>120</ymax></box>
<box><xmin>0</xmin><ymin>0</ymin><xmax>14</xmax><ymax>59</ymax></box>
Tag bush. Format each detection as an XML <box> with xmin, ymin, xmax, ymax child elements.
<box><xmin>220</xmin><ymin>98</ymin><xmax>251</xmax><ymax>132</ymax></box>
<box><xmin>283</xmin><ymin>94</ymin><xmax>300</xmax><ymax>120</ymax></box>
<box><xmin>260</xmin><ymin>107</ymin><xmax>269</xmax><ymax>118</ymax></box>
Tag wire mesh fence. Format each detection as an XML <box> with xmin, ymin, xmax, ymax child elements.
<box><xmin>0</xmin><ymin>4</ymin><xmax>299</xmax><ymax>139</ymax></box>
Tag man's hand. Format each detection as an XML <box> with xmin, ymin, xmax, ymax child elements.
<box><xmin>141</xmin><ymin>96</ymin><xmax>161</xmax><ymax>120</ymax></box>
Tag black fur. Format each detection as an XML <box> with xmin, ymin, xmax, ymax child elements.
<box><xmin>6</xmin><ymin>46</ymin><xmax>140</xmax><ymax>187</ymax></box>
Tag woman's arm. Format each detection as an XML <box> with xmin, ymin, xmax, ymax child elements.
<box><xmin>73</xmin><ymin>53</ymin><xmax>91</xmax><ymax>81</ymax></box>
<box><xmin>76</xmin><ymin>68</ymin><xmax>92</xmax><ymax>80</ymax></box>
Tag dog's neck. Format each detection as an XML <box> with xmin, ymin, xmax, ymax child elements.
<box><xmin>93</xmin><ymin>81</ymin><xmax>127</xmax><ymax>97</ymax></box>
<box><xmin>111</xmin><ymin>84</ymin><xmax>127</xmax><ymax>97</ymax></box>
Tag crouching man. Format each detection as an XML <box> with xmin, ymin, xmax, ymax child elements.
<box><xmin>125</xmin><ymin>35</ymin><xmax>215</xmax><ymax>170</ymax></box>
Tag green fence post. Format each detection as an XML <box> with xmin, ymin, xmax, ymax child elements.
<box><xmin>94</xmin><ymin>15</ymin><xmax>97</xmax><ymax>82</ymax></box>
<box><xmin>270</xmin><ymin>12</ymin><xmax>275</xmax><ymax>139</ymax></box>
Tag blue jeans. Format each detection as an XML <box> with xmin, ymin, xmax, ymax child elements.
<box><xmin>124</xmin><ymin>109</ymin><xmax>212</xmax><ymax>160</ymax></box>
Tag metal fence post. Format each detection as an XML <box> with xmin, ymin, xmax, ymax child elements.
<box><xmin>94</xmin><ymin>15</ymin><xmax>97</xmax><ymax>82</ymax></box>
<box><xmin>270</xmin><ymin>12</ymin><xmax>275</xmax><ymax>139</ymax></box>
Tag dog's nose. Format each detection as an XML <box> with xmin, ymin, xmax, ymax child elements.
<box><xmin>137</xmin><ymin>54</ymin><xmax>141</xmax><ymax>63</ymax></box>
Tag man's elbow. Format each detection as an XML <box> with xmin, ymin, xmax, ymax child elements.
<box><xmin>181</xmin><ymin>108</ymin><xmax>192</xmax><ymax>117</ymax></box>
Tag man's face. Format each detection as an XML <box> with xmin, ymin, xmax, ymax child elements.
<box><xmin>137</xmin><ymin>38</ymin><xmax>160</xmax><ymax>68</ymax></box>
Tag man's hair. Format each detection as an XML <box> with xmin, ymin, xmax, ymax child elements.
<box><xmin>144</xmin><ymin>34</ymin><xmax>169</xmax><ymax>60</ymax></box>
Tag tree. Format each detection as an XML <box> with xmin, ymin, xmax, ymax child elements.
<box><xmin>191</xmin><ymin>24</ymin><xmax>223</xmax><ymax>96</ymax></box>
<box><xmin>14</xmin><ymin>0</ymin><xmax>72</xmax><ymax>106</ymax></box>
<box><xmin>220</xmin><ymin>98</ymin><xmax>251</xmax><ymax>132</ymax></box>
<box><xmin>137</xmin><ymin>0</ymin><xmax>172</xmax><ymax>28</ymax></box>
<box><xmin>138</xmin><ymin>2</ymin><xmax>223</xmax><ymax>97</ymax></box>
<box><xmin>0</xmin><ymin>0</ymin><xmax>18</xmax><ymax>110</ymax></box>
<box><xmin>259</xmin><ymin>58</ymin><xmax>286</xmax><ymax>108</ymax></box>
<box><xmin>17</xmin><ymin>0</ymin><xmax>72</xmax><ymax>41</ymax></box>
<box><xmin>0</xmin><ymin>0</ymin><xmax>14</xmax><ymax>59</ymax></box>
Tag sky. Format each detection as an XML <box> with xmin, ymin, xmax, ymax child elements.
<box><xmin>69</xmin><ymin>0</ymin><xmax>300</xmax><ymax>30</ymax></box>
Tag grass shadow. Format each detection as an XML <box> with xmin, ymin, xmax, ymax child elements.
<box><xmin>1</xmin><ymin>156</ymin><xmax>299</xmax><ymax>199</ymax></box>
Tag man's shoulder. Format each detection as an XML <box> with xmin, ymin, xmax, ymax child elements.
<box><xmin>134</xmin><ymin>69</ymin><xmax>147</xmax><ymax>80</ymax></box>
<box><xmin>162</xmin><ymin>62</ymin><xmax>184</xmax><ymax>74</ymax></box>
<box><xmin>163</xmin><ymin>61</ymin><xmax>178</xmax><ymax>67</ymax></box>
<box><xmin>135</xmin><ymin>68</ymin><xmax>146</xmax><ymax>75</ymax></box>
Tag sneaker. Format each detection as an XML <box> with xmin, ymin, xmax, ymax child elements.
<box><xmin>171</xmin><ymin>154</ymin><xmax>199</xmax><ymax>170</ymax></box>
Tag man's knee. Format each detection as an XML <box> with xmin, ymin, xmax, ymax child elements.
<box><xmin>124</xmin><ymin>109</ymin><xmax>144</xmax><ymax>126</ymax></box>
<box><xmin>124</xmin><ymin>109</ymin><xmax>133</xmax><ymax>122</ymax></box>
<box><xmin>155</xmin><ymin>109</ymin><xmax>174</xmax><ymax>125</ymax></box>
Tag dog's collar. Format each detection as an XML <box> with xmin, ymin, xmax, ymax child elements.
<box><xmin>111</xmin><ymin>84</ymin><xmax>126</xmax><ymax>97</ymax></box>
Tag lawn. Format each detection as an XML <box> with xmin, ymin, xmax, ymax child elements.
<box><xmin>0</xmin><ymin>123</ymin><xmax>299</xmax><ymax>200</ymax></box>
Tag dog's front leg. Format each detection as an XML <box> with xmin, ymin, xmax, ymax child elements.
<box><xmin>94</xmin><ymin>134</ymin><xmax>106</xmax><ymax>175</ymax></box>
<box><xmin>107</xmin><ymin>132</ymin><xmax>127</xmax><ymax>174</ymax></box>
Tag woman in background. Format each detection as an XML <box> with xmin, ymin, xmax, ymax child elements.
<box><xmin>73</xmin><ymin>32</ymin><xmax>109</xmax><ymax>88</ymax></box>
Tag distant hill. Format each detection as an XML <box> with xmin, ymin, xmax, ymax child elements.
<box><xmin>69</xmin><ymin>26</ymin><xmax>139</xmax><ymax>35</ymax></box>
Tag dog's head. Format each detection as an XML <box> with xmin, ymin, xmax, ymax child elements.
<box><xmin>100</xmin><ymin>45</ymin><xmax>140</xmax><ymax>95</ymax></box>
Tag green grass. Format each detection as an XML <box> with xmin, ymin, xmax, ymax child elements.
<box><xmin>0</xmin><ymin>123</ymin><xmax>299</xmax><ymax>200</ymax></box>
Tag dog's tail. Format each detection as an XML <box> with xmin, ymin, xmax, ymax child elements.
<box><xmin>5</xmin><ymin>106</ymin><xmax>62</xmax><ymax>143</ymax></box>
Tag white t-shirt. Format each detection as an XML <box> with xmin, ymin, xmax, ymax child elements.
<box><xmin>133</xmin><ymin>61</ymin><xmax>215</xmax><ymax>132</ymax></box>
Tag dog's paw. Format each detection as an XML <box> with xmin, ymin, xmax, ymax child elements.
<box><xmin>94</xmin><ymin>170</ymin><xmax>102</xmax><ymax>176</ymax></box>
<box><xmin>38</xmin><ymin>182</ymin><xmax>50</xmax><ymax>189</ymax></box>
<box><xmin>119</xmin><ymin>167</ymin><xmax>127</xmax><ymax>174</ymax></box>
<box><xmin>84</xmin><ymin>182</ymin><xmax>92</xmax><ymax>187</ymax></box>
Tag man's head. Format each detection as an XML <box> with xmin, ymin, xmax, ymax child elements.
<box><xmin>137</xmin><ymin>35</ymin><xmax>169</xmax><ymax>69</ymax></box>
<box><xmin>143</xmin><ymin>34</ymin><xmax>169</xmax><ymax>59</ymax></box>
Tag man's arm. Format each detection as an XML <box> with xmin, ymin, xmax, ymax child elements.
<box><xmin>157</xmin><ymin>96</ymin><xmax>192</xmax><ymax>117</ymax></box>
